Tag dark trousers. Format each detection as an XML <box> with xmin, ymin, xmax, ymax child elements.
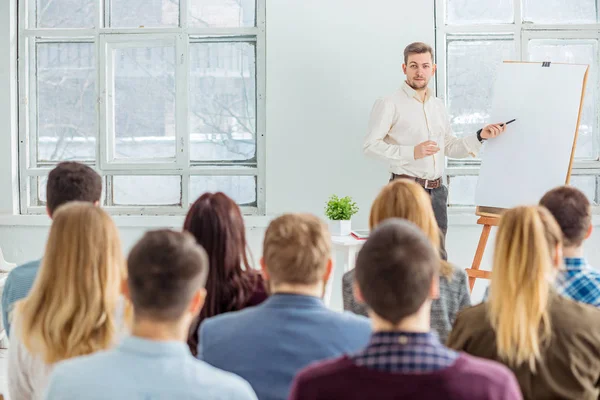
<box><xmin>390</xmin><ymin>174</ymin><xmax>448</xmax><ymax>260</ymax></box>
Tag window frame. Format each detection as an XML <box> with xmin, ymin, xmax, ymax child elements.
<box><xmin>17</xmin><ymin>0</ymin><xmax>266</xmax><ymax>215</ymax></box>
<box><xmin>435</xmin><ymin>0</ymin><xmax>600</xmax><ymax>206</ymax></box>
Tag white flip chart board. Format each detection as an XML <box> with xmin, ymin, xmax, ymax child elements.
<box><xmin>475</xmin><ymin>62</ymin><xmax>589</xmax><ymax>211</ymax></box>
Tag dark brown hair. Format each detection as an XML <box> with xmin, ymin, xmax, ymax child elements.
<box><xmin>404</xmin><ymin>42</ymin><xmax>434</xmax><ymax>64</ymax></box>
<box><xmin>127</xmin><ymin>230</ymin><xmax>209</xmax><ymax>322</ymax></box>
<box><xmin>183</xmin><ymin>192</ymin><xmax>260</xmax><ymax>355</ymax></box>
<box><xmin>263</xmin><ymin>213</ymin><xmax>331</xmax><ymax>286</ymax></box>
<box><xmin>539</xmin><ymin>186</ymin><xmax>591</xmax><ymax>247</ymax></box>
<box><xmin>355</xmin><ymin>218</ymin><xmax>438</xmax><ymax>324</ymax></box>
<box><xmin>46</xmin><ymin>162</ymin><xmax>102</xmax><ymax>216</ymax></box>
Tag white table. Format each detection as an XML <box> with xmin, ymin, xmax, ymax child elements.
<box><xmin>324</xmin><ymin>235</ymin><xmax>365</xmax><ymax>311</ymax></box>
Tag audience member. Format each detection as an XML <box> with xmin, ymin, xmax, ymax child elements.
<box><xmin>343</xmin><ymin>179</ymin><xmax>470</xmax><ymax>342</ymax></box>
<box><xmin>199</xmin><ymin>213</ymin><xmax>371</xmax><ymax>400</ymax></box>
<box><xmin>2</xmin><ymin>162</ymin><xmax>102</xmax><ymax>336</ymax></box>
<box><xmin>8</xmin><ymin>203</ymin><xmax>126</xmax><ymax>400</ymax></box>
<box><xmin>448</xmin><ymin>206</ymin><xmax>600</xmax><ymax>400</ymax></box>
<box><xmin>44</xmin><ymin>230</ymin><xmax>257</xmax><ymax>400</ymax></box>
<box><xmin>184</xmin><ymin>193</ymin><xmax>267</xmax><ymax>356</ymax></box>
<box><xmin>291</xmin><ymin>219</ymin><xmax>521</xmax><ymax>400</ymax></box>
<box><xmin>539</xmin><ymin>186</ymin><xmax>600</xmax><ymax>306</ymax></box>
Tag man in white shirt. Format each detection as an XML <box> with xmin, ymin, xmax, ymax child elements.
<box><xmin>364</xmin><ymin>42</ymin><xmax>507</xmax><ymax>256</ymax></box>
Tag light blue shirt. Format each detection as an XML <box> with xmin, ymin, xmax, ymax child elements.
<box><xmin>44</xmin><ymin>336</ymin><xmax>258</xmax><ymax>400</ymax></box>
<box><xmin>2</xmin><ymin>259</ymin><xmax>41</xmax><ymax>336</ymax></box>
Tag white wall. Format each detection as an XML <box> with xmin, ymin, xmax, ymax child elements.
<box><xmin>4</xmin><ymin>0</ymin><xmax>600</xmax><ymax>304</ymax></box>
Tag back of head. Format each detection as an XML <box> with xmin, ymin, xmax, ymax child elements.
<box><xmin>489</xmin><ymin>206</ymin><xmax>562</xmax><ymax>371</ymax></box>
<box><xmin>355</xmin><ymin>218</ymin><xmax>439</xmax><ymax>325</ymax></box>
<box><xmin>17</xmin><ymin>202</ymin><xmax>124</xmax><ymax>364</ymax></box>
<box><xmin>46</xmin><ymin>162</ymin><xmax>103</xmax><ymax>216</ymax></box>
<box><xmin>370</xmin><ymin>179</ymin><xmax>450</xmax><ymax>276</ymax></box>
<box><xmin>539</xmin><ymin>186</ymin><xmax>591</xmax><ymax>247</ymax></box>
<box><xmin>127</xmin><ymin>230</ymin><xmax>209</xmax><ymax>322</ymax></box>
<box><xmin>263</xmin><ymin>213</ymin><xmax>331</xmax><ymax>287</ymax></box>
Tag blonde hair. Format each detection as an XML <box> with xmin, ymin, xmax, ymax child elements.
<box><xmin>16</xmin><ymin>202</ymin><xmax>126</xmax><ymax>364</ymax></box>
<box><xmin>263</xmin><ymin>213</ymin><xmax>331</xmax><ymax>286</ymax></box>
<box><xmin>488</xmin><ymin>206</ymin><xmax>562</xmax><ymax>372</ymax></box>
<box><xmin>370</xmin><ymin>179</ymin><xmax>453</xmax><ymax>278</ymax></box>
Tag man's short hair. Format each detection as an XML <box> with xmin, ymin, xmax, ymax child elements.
<box><xmin>539</xmin><ymin>186</ymin><xmax>591</xmax><ymax>247</ymax></box>
<box><xmin>127</xmin><ymin>230</ymin><xmax>209</xmax><ymax>321</ymax></box>
<box><xmin>355</xmin><ymin>219</ymin><xmax>439</xmax><ymax>324</ymax></box>
<box><xmin>46</xmin><ymin>162</ymin><xmax>102</xmax><ymax>215</ymax></box>
<box><xmin>404</xmin><ymin>42</ymin><xmax>434</xmax><ymax>64</ymax></box>
<box><xmin>263</xmin><ymin>213</ymin><xmax>331</xmax><ymax>286</ymax></box>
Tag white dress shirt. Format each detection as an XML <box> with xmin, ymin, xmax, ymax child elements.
<box><xmin>364</xmin><ymin>81</ymin><xmax>482</xmax><ymax>180</ymax></box>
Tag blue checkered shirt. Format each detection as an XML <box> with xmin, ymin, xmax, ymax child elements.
<box><xmin>351</xmin><ymin>331</ymin><xmax>458</xmax><ymax>373</ymax></box>
<box><xmin>556</xmin><ymin>257</ymin><xmax>600</xmax><ymax>307</ymax></box>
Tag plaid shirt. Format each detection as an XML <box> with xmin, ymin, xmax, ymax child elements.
<box><xmin>351</xmin><ymin>331</ymin><xmax>458</xmax><ymax>373</ymax></box>
<box><xmin>556</xmin><ymin>257</ymin><xmax>600</xmax><ymax>307</ymax></box>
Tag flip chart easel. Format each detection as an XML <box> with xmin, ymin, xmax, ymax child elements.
<box><xmin>465</xmin><ymin>61</ymin><xmax>589</xmax><ymax>292</ymax></box>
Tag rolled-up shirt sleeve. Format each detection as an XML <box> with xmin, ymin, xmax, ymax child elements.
<box><xmin>442</xmin><ymin>107</ymin><xmax>483</xmax><ymax>159</ymax></box>
<box><xmin>363</xmin><ymin>98</ymin><xmax>415</xmax><ymax>163</ymax></box>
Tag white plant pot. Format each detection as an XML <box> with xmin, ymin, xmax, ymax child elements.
<box><xmin>329</xmin><ymin>220</ymin><xmax>352</xmax><ymax>236</ymax></box>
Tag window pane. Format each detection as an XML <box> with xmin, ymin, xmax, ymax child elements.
<box><xmin>190</xmin><ymin>175</ymin><xmax>256</xmax><ymax>205</ymax></box>
<box><xmin>113</xmin><ymin>45</ymin><xmax>177</xmax><ymax>160</ymax></box>
<box><xmin>113</xmin><ymin>176</ymin><xmax>181</xmax><ymax>205</ymax></box>
<box><xmin>36</xmin><ymin>0</ymin><xmax>95</xmax><ymax>28</ymax></box>
<box><xmin>570</xmin><ymin>176</ymin><xmax>597</xmax><ymax>205</ymax></box>
<box><xmin>447</xmin><ymin>0</ymin><xmax>513</xmax><ymax>24</ymax></box>
<box><xmin>189</xmin><ymin>42</ymin><xmax>256</xmax><ymax>161</ymax></box>
<box><xmin>448</xmin><ymin>175</ymin><xmax>477</xmax><ymax>206</ymax></box>
<box><xmin>523</xmin><ymin>0</ymin><xmax>597</xmax><ymax>23</ymax></box>
<box><xmin>447</xmin><ymin>39</ymin><xmax>516</xmax><ymax>139</ymax></box>
<box><xmin>37</xmin><ymin>43</ymin><xmax>96</xmax><ymax>163</ymax></box>
<box><xmin>110</xmin><ymin>0</ymin><xmax>179</xmax><ymax>27</ymax></box>
<box><xmin>190</xmin><ymin>0</ymin><xmax>255</xmax><ymax>27</ymax></box>
<box><xmin>528</xmin><ymin>40</ymin><xmax>598</xmax><ymax>159</ymax></box>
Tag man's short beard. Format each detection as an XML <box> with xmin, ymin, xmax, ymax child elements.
<box><xmin>407</xmin><ymin>79</ymin><xmax>428</xmax><ymax>90</ymax></box>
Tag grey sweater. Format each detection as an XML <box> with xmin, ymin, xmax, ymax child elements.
<box><xmin>342</xmin><ymin>266</ymin><xmax>471</xmax><ymax>343</ymax></box>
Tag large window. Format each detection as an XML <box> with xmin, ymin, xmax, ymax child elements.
<box><xmin>437</xmin><ymin>0</ymin><xmax>600</xmax><ymax>207</ymax></box>
<box><xmin>18</xmin><ymin>0</ymin><xmax>265</xmax><ymax>215</ymax></box>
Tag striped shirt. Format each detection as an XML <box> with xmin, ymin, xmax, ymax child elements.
<box><xmin>556</xmin><ymin>257</ymin><xmax>600</xmax><ymax>307</ymax></box>
<box><xmin>2</xmin><ymin>259</ymin><xmax>41</xmax><ymax>337</ymax></box>
<box><xmin>352</xmin><ymin>331</ymin><xmax>458</xmax><ymax>373</ymax></box>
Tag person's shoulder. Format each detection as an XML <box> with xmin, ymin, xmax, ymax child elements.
<box><xmin>50</xmin><ymin>349</ymin><xmax>116</xmax><ymax>385</ymax></box>
<box><xmin>454</xmin><ymin>302</ymin><xmax>488</xmax><ymax>329</ymax></box>
<box><xmin>330</xmin><ymin>309</ymin><xmax>370</xmax><ymax>327</ymax></box>
<box><xmin>202</xmin><ymin>303</ymin><xmax>265</xmax><ymax>335</ymax></box>
<box><xmin>7</xmin><ymin>259</ymin><xmax>41</xmax><ymax>282</ymax></box>
<box><xmin>454</xmin><ymin>353</ymin><xmax>518</xmax><ymax>386</ymax></box>
<box><xmin>551</xmin><ymin>293</ymin><xmax>600</xmax><ymax>330</ymax></box>
<box><xmin>193</xmin><ymin>359</ymin><xmax>257</xmax><ymax>398</ymax></box>
<box><xmin>295</xmin><ymin>356</ymin><xmax>354</xmax><ymax>384</ymax></box>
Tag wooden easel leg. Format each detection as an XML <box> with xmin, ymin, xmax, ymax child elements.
<box><xmin>469</xmin><ymin>224</ymin><xmax>492</xmax><ymax>292</ymax></box>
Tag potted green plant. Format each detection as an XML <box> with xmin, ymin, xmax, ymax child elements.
<box><xmin>325</xmin><ymin>195</ymin><xmax>359</xmax><ymax>236</ymax></box>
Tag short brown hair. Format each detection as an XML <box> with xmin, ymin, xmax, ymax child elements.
<box><xmin>46</xmin><ymin>162</ymin><xmax>102</xmax><ymax>215</ymax></box>
<box><xmin>127</xmin><ymin>230</ymin><xmax>209</xmax><ymax>321</ymax></box>
<box><xmin>404</xmin><ymin>42</ymin><xmax>434</xmax><ymax>64</ymax></box>
<box><xmin>539</xmin><ymin>186</ymin><xmax>591</xmax><ymax>247</ymax></box>
<box><xmin>355</xmin><ymin>218</ymin><xmax>438</xmax><ymax>324</ymax></box>
<box><xmin>263</xmin><ymin>214</ymin><xmax>331</xmax><ymax>286</ymax></box>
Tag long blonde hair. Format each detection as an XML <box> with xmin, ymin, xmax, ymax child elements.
<box><xmin>16</xmin><ymin>202</ymin><xmax>126</xmax><ymax>364</ymax></box>
<box><xmin>370</xmin><ymin>179</ymin><xmax>453</xmax><ymax>278</ymax></box>
<box><xmin>488</xmin><ymin>206</ymin><xmax>562</xmax><ymax>372</ymax></box>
